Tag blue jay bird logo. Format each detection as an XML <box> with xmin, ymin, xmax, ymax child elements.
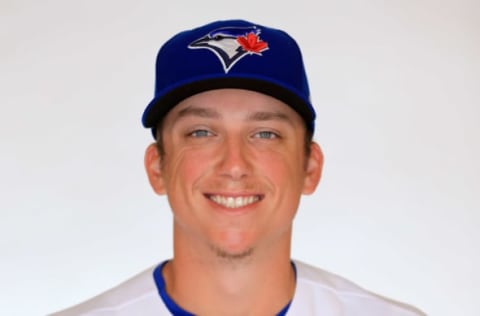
<box><xmin>188</xmin><ymin>25</ymin><xmax>269</xmax><ymax>73</ymax></box>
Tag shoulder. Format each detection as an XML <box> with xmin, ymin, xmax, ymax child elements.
<box><xmin>290</xmin><ymin>260</ymin><xmax>426</xmax><ymax>316</ymax></box>
<box><xmin>49</xmin><ymin>264</ymin><xmax>167</xmax><ymax>316</ymax></box>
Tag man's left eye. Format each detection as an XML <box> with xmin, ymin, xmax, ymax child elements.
<box><xmin>254</xmin><ymin>131</ymin><xmax>278</xmax><ymax>139</ymax></box>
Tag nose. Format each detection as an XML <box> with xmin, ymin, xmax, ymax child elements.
<box><xmin>218</xmin><ymin>136</ymin><xmax>251</xmax><ymax>180</ymax></box>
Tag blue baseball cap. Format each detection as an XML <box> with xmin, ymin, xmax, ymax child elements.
<box><xmin>142</xmin><ymin>19</ymin><xmax>316</xmax><ymax>136</ymax></box>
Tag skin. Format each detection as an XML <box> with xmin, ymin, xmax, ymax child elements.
<box><xmin>145</xmin><ymin>89</ymin><xmax>323</xmax><ymax>315</ymax></box>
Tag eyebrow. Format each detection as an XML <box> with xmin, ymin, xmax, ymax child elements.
<box><xmin>247</xmin><ymin>111</ymin><xmax>295</xmax><ymax>127</ymax></box>
<box><xmin>246</xmin><ymin>111</ymin><xmax>294</xmax><ymax>126</ymax></box>
<box><xmin>176</xmin><ymin>106</ymin><xmax>221</xmax><ymax>119</ymax></box>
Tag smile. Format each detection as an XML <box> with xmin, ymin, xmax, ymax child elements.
<box><xmin>208</xmin><ymin>195</ymin><xmax>261</xmax><ymax>208</ymax></box>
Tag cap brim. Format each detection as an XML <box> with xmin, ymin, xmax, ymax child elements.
<box><xmin>142</xmin><ymin>76</ymin><xmax>315</xmax><ymax>132</ymax></box>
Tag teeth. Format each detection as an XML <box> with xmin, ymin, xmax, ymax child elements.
<box><xmin>209</xmin><ymin>195</ymin><xmax>260</xmax><ymax>208</ymax></box>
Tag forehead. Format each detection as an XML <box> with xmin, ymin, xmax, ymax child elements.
<box><xmin>164</xmin><ymin>88</ymin><xmax>304</xmax><ymax>124</ymax></box>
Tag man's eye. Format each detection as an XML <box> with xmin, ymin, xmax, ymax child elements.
<box><xmin>254</xmin><ymin>131</ymin><xmax>278</xmax><ymax>139</ymax></box>
<box><xmin>189</xmin><ymin>129</ymin><xmax>212</xmax><ymax>137</ymax></box>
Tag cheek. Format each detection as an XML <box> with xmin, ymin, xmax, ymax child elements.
<box><xmin>164</xmin><ymin>147</ymin><xmax>214</xmax><ymax>189</ymax></box>
<box><xmin>258</xmin><ymin>150</ymin><xmax>306</xmax><ymax>186</ymax></box>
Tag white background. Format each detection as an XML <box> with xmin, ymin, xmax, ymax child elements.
<box><xmin>1</xmin><ymin>0</ymin><xmax>479</xmax><ymax>315</ymax></box>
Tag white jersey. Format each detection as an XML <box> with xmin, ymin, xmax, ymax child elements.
<box><xmin>49</xmin><ymin>260</ymin><xmax>425</xmax><ymax>316</ymax></box>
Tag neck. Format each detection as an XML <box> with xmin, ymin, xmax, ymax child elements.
<box><xmin>164</xmin><ymin>228</ymin><xmax>295</xmax><ymax>315</ymax></box>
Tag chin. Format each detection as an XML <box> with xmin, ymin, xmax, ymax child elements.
<box><xmin>208</xmin><ymin>231</ymin><xmax>255</xmax><ymax>259</ymax></box>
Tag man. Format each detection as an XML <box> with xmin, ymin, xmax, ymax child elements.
<box><xmin>51</xmin><ymin>19</ymin><xmax>425</xmax><ymax>315</ymax></box>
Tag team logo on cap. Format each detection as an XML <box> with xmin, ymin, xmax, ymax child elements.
<box><xmin>188</xmin><ymin>26</ymin><xmax>269</xmax><ymax>73</ymax></box>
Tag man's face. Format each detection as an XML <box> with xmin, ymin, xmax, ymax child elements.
<box><xmin>145</xmin><ymin>89</ymin><xmax>322</xmax><ymax>260</ymax></box>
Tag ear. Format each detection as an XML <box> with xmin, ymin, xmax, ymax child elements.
<box><xmin>302</xmin><ymin>142</ymin><xmax>324</xmax><ymax>195</ymax></box>
<box><xmin>144</xmin><ymin>143</ymin><xmax>166</xmax><ymax>195</ymax></box>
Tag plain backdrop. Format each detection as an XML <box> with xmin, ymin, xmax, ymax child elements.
<box><xmin>1</xmin><ymin>0</ymin><xmax>479</xmax><ymax>315</ymax></box>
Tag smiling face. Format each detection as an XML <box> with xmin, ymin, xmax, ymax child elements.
<box><xmin>145</xmin><ymin>89</ymin><xmax>323</xmax><ymax>261</ymax></box>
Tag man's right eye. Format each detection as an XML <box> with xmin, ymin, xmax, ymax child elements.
<box><xmin>189</xmin><ymin>129</ymin><xmax>212</xmax><ymax>137</ymax></box>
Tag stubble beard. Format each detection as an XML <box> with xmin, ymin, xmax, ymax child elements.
<box><xmin>211</xmin><ymin>244</ymin><xmax>254</xmax><ymax>264</ymax></box>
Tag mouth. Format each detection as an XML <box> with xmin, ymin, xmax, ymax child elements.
<box><xmin>206</xmin><ymin>194</ymin><xmax>263</xmax><ymax>209</ymax></box>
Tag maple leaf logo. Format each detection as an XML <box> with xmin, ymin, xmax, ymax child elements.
<box><xmin>237</xmin><ymin>32</ymin><xmax>269</xmax><ymax>54</ymax></box>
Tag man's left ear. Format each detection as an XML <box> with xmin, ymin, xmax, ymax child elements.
<box><xmin>302</xmin><ymin>142</ymin><xmax>324</xmax><ymax>195</ymax></box>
